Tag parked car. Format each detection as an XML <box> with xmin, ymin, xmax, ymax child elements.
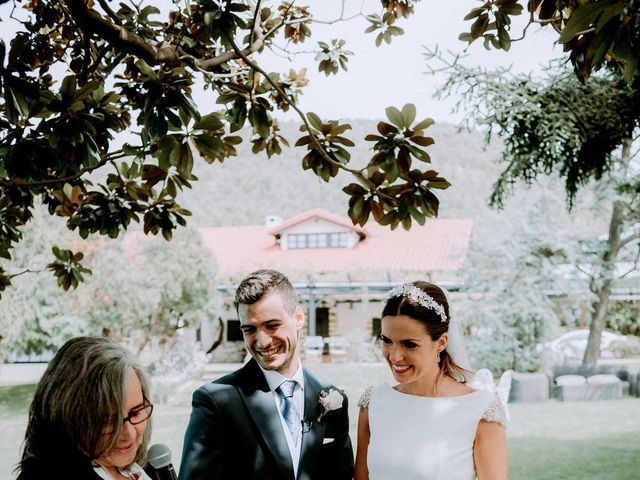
<box><xmin>536</xmin><ymin>329</ymin><xmax>628</xmax><ymax>362</ymax></box>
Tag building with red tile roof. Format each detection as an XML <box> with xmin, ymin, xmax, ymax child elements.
<box><xmin>197</xmin><ymin>209</ymin><xmax>473</xmax><ymax>351</ymax></box>
<box><xmin>201</xmin><ymin>208</ymin><xmax>472</xmax><ymax>283</ymax></box>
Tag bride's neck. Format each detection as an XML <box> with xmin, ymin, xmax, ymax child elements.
<box><xmin>398</xmin><ymin>370</ymin><xmax>443</xmax><ymax>397</ymax></box>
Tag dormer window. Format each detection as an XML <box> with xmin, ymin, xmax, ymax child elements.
<box><xmin>287</xmin><ymin>232</ymin><xmax>348</xmax><ymax>249</ymax></box>
<box><xmin>267</xmin><ymin>209</ymin><xmax>367</xmax><ymax>251</ymax></box>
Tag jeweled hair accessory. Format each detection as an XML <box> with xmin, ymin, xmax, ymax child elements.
<box><xmin>385</xmin><ymin>283</ymin><xmax>447</xmax><ymax>322</ymax></box>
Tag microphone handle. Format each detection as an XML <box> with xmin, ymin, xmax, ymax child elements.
<box><xmin>147</xmin><ymin>464</ymin><xmax>178</xmax><ymax>480</ymax></box>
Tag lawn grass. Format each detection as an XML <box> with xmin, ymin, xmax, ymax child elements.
<box><xmin>2</xmin><ymin>363</ymin><xmax>639</xmax><ymax>480</ymax></box>
<box><xmin>0</xmin><ymin>384</ymin><xmax>36</xmax><ymax>479</ymax></box>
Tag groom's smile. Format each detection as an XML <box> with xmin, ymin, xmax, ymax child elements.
<box><xmin>257</xmin><ymin>345</ymin><xmax>281</xmax><ymax>357</ymax></box>
<box><xmin>239</xmin><ymin>290</ymin><xmax>305</xmax><ymax>378</ymax></box>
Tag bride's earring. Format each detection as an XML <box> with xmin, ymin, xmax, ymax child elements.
<box><xmin>436</xmin><ymin>350</ymin><xmax>441</xmax><ymax>363</ymax></box>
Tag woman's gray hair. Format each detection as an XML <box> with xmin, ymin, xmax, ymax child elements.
<box><xmin>20</xmin><ymin>336</ymin><xmax>152</xmax><ymax>468</ymax></box>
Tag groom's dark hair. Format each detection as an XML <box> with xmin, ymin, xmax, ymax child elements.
<box><xmin>234</xmin><ymin>269</ymin><xmax>298</xmax><ymax>315</ymax></box>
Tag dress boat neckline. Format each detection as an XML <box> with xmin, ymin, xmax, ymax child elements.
<box><xmin>386</xmin><ymin>382</ymin><xmax>482</xmax><ymax>399</ymax></box>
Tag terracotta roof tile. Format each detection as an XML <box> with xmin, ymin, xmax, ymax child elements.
<box><xmin>199</xmin><ymin>210</ymin><xmax>473</xmax><ymax>283</ymax></box>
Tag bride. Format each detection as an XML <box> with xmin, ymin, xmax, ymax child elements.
<box><xmin>354</xmin><ymin>281</ymin><xmax>507</xmax><ymax>480</ymax></box>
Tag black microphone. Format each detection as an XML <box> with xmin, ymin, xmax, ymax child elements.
<box><xmin>147</xmin><ymin>443</ymin><xmax>178</xmax><ymax>480</ymax></box>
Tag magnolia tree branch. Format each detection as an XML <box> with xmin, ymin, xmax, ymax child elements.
<box><xmin>63</xmin><ymin>0</ymin><xmax>267</xmax><ymax>70</ymax></box>
<box><xmin>7</xmin><ymin>268</ymin><xmax>42</xmax><ymax>280</ymax></box>
<box><xmin>1</xmin><ymin>147</ymin><xmax>139</xmax><ymax>188</ymax></box>
<box><xmin>96</xmin><ymin>0</ymin><xmax>123</xmax><ymax>25</ymax></box>
<box><xmin>1</xmin><ymin>158</ymin><xmax>109</xmax><ymax>187</ymax></box>
<box><xmin>226</xmin><ymin>34</ymin><xmax>385</xmax><ymax>198</ymax></box>
<box><xmin>312</xmin><ymin>0</ymin><xmax>367</xmax><ymax>24</ymax></box>
<box><xmin>225</xmin><ymin>35</ymin><xmax>362</xmax><ymax>175</ymax></box>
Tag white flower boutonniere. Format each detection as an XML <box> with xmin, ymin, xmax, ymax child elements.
<box><xmin>316</xmin><ymin>388</ymin><xmax>344</xmax><ymax>423</ymax></box>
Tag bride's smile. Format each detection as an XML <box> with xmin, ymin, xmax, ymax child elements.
<box><xmin>391</xmin><ymin>364</ymin><xmax>412</xmax><ymax>374</ymax></box>
<box><xmin>380</xmin><ymin>314</ymin><xmax>447</xmax><ymax>392</ymax></box>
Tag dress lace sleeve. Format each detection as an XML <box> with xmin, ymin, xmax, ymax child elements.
<box><xmin>480</xmin><ymin>393</ymin><xmax>508</xmax><ymax>427</ymax></box>
<box><xmin>358</xmin><ymin>385</ymin><xmax>373</xmax><ymax>409</ymax></box>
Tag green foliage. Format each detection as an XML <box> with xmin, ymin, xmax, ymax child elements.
<box><xmin>2</xmin><ymin>0</ymin><xmax>638</xmax><ymax>296</ymax></box>
<box><xmin>428</xmin><ymin>52</ymin><xmax>638</xmax><ymax>209</ymax></box>
<box><xmin>0</xmin><ymin>1</ymin><xmax>446</xmax><ymax>296</ymax></box>
<box><xmin>453</xmin><ymin>171</ymin><xmax>587</xmax><ymax>373</ymax></box>
<box><xmin>460</xmin><ymin>0</ymin><xmax>640</xmax><ymax>83</ymax></box>
<box><xmin>75</xmin><ymin>229</ymin><xmax>220</xmax><ymax>343</ymax></box>
<box><xmin>0</xmin><ymin>211</ymin><xmax>92</xmax><ymax>356</ymax></box>
<box><xmin>315</xmin><ymin>40</ymin><xmax>353</xmax><ymax>76</ymax></box>
<box><xmin>468</xmin><ymin>336</ymin><xmax>518</xmax><ymax>374</ymax></box>
<box><xmin>364</xmin><ymin>0</ymin><xmax>419</xmax><ymax>47</ymax></box>
<box><xmin>345</xmin><ymin>105</ymin><xmax>447</xmax><ymax>229</ymax></box>
<box><xmin>609</xmin><ymin>336</ymin><xmax>640</xmax><ymax>358</ymax></box>
<box><xmin>140</xmin><ymin>337</ymin><xmax>209</xmax><ymax>404</ymax></box>
<box><xmin>606</xmin><ymin>301</ymin><xmax>640</xmax><ymax>336</ymax></box>
<box><xmin>365</xmin><ymin>14</ymin><xmax>405</xmax><ymax>47</ymax></box>
<box><xmin>429</xmin><ymin>51</ymin><xmax>640</xmax><ymax>365</ymax></box>
<box><xmin>487</xmin><ymin>73</ymin><xmax>637</xmax><ymax>209</ymax></box>
<box><xmin>296</xmin><ymin>113</ymin><xmax>354</xmax><ymax>181</ymax></box>
<box><xmin>460</xmin><ymin>0</ymin><xmax>523</xmax><ymax>52</ymax></box>
<box><xmin>0</xmin><ymin>206</ymin><xmax>220</xmax><ymax>357</ymax></box>
<box><xmin>46</xmin><ymin>247</ymin><xmax>91</xmax><ymax>291</ymax></box>
<box><xmin>461</xmin><ymin>252</ymin><xmax>560</xmax><ymax>374</ymax></box>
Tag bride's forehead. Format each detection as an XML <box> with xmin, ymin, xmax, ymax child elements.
<box><xmin>381</xmin><ymin>315</ymin><xmax>429</xmax><ymax>333</ymax></box>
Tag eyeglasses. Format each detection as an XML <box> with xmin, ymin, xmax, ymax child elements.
<box><xmin>123</xmin><ymin>404</ymin><xmax>154</xmax><ymax>425</ymax></box>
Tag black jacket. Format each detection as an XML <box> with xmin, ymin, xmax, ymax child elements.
<box><xmin>178</xmin><ymin>359</ymin><xmax>354</xmax><ymax>480</ymax></box>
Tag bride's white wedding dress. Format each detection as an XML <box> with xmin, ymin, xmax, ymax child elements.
<box><xmin>359</xmin><ymin>384</ymin><xmax>507</xmax><ymax>480</ymax></box>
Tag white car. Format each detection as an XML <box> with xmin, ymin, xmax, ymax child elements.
<box><xmin>536</xmin><ymin>329</ymin><xmax>627</xmax><ymax>361</ymax></box>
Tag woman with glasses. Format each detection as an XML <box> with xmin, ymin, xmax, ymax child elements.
<box><xmin>16</xmin><ymin>336</ymin><xmax>154</xmax><ymax>480</ymax></box>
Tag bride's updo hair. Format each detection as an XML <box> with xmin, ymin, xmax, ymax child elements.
<box><xmin>382</xmin><ymin>281</ymin><xmax>467</xmax><ymax>382</ymax></box>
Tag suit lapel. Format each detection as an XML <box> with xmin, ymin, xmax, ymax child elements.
<box><xmin>298</xmin><ymin>369</ymin><xmax>326</xmax><ymax>477</ymax></box>
<box><xmin>237</xmin><ymin>360</ymin><xmax>295</xmax><ymax>479</ymax></box>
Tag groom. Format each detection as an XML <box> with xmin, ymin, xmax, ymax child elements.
<box><xmin>178</xmin><ymin>269</ymin><xmax>354</xmax><ymax>480</ymax></box>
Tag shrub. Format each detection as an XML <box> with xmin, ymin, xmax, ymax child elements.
<box><xmin>609</xmin><ymin>336</ymin><xmax>640</xmax><ymax>358</ymax></box>
<box><xmin>140</xmin><ymin>338</ymin><xmax>208</xmax><ymax>405</ymax></box>
<box><xmin>468</xmin><ymin>335</ymin><xmax>541</xmax><ymax>376</ymax></box>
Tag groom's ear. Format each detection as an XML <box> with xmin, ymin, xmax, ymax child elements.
<box><xmin>294</xmin><ymin>305</ymin><xmax>305</xmax><ymax>332</ymax></box>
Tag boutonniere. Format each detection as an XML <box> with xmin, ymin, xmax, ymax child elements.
<box><xmin>301</xmin><ymin>388</ymin><xmax>345</xmax><ymax>432</ymax></box>
<box><xmin>316</xmin><ymin>388</ymin><xmax>344</xmax><ymax>423</ymax></box>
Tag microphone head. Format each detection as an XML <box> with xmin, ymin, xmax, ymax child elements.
<box><xmin>148</xmin><ymin>443</ymin><xmax>172</xmax><ymax>469</ymax></box>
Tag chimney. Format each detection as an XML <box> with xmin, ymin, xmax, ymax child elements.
<box><xmin>265</xmin><ymin>215</ymin><xmax>283</xmax><ymax>227</ymax></box>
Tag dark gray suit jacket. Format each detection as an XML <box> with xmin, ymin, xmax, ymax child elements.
<box><xmin>178</xmin><ymin>359</ymin><xmax>354</xmax><ymax>480</ymax></box>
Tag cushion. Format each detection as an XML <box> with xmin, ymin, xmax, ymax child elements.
<box><xmin>555</xmin><ymin>375</ymin><xmax>586</xmax><ymax>386</ymax></box>
<box><xmin>587</xmin><ymin>374</ymin><xmax>621</xmax><ymax>385</ymax></box>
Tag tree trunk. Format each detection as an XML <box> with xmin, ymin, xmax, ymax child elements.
<box><xmin>581</xmin><ymin>138</ymin><xmax>632</xmax><ymax>365</ymax></box>
<box><xmin>582</xmin><ymin>201</ymin><xmax>624</xmax><ymax>365</ymax></box>
<box><xmin>582</xmin><ymin>276</ymin><xmax>614</xmax><ymax>365</ymax></box>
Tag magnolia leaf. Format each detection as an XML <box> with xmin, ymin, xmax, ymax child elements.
<box><xmin>413</xmin><ymin>118</ymin><xmax>435</xmax><ymax>131</ymax></box>
<box><xmin>401</xmin><ymin>104</ymin><xmax>417</xmax><ymax>128</ymax></box>
<box><xmin>194</xmin><ymin>113</ymin><xmax>224</xmax><ymax>131</ymax></box>
<box><xmin>60</xmin><ymin>76</ymin><xmax>77</xmax><ymax>102</ymax></box>
<box><xmin>385</xmin><ymin>106</ymin><xmax>404</xmax><ymax>129</ymax></box>
<box><xmin>304</xmin><ymin>112</ymin><xmax>323</xmax><ymax>132</ymax></box>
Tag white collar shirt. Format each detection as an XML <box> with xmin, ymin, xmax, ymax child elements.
<box><xmin>259</xmin><ymin>361</ymin><xmax>305</xmax><ymax>477</ymax></box>
<box><xmin>93</xmin><ymin>462</ymin><xmax>152</xmax><ymax>480</ymax></box>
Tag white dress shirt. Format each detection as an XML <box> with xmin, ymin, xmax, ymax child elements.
<box><xmin>93</xmin><ymin>462</ymin><xmax>152</xmax><ymax>480</ymax></box>
<box><xmin>259</xmin><ymin>362</ymin><xmax>305</xmax><ymax>477</ymax></box>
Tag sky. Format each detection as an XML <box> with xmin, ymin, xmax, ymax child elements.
<box><xmin>0</xmin><ymin>0</ymin><xmax>565</xmax><ymax>125</ymax></box>
<box><xmin>261</xmin><ymin>0</ymin><xmax>565</xmax><ymax>123</ymax></box>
